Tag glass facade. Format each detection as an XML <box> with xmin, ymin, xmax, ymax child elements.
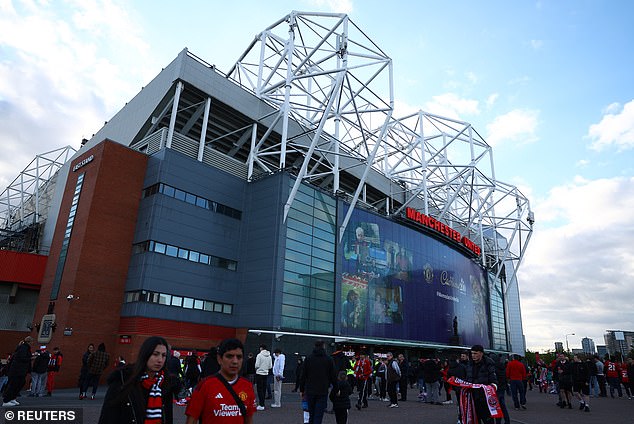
<box><xmin>123</xmin><ymin>289</ymin><xmax>232</xmax><ymax>314</ymax></box>
<box><xmin>488</xmin><ymin>272</ymin><xmax>508</xmax><ymax>351</ymax></box>
<box><xmin>51</xmin><ymin>172</ymin><xmax>84</xmax><ymax>300</ymax></box>
<box><xmin>133</xmin><ymin>240</ymin><xmax>237</xmax><ymax>271</ymax></box>
<box><xmin>281</xmin><ymin>182</ymin><xmax>336</xmax><ymax>333</ymax></box>
<box><xmin>143</xmin><ymin>182</ymin><xmax>242</xmax><ymax>220</ymax></box>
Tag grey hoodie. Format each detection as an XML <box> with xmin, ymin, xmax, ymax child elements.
<box><xmin>255</xmin><ymin>349</ymin><xmax>272</xmax><ymax>375</ymax></box>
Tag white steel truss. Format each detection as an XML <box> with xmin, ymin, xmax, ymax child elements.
<box><xmin>0</xmin><ymin>145</ymin><xmax>77</xmax><ymax>231</ymax></box>
<box><xmin>229</xmin><ymin>11</ymin><xmax>533</xmax><ymax>281</ymax></box>
<box><xmin>229</xmin><ymin>11</ymin><xmax>394</xmax><ymax>239</ymax></box>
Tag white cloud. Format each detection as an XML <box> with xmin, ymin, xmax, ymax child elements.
<box><xmin>575</xmin><ymin>159</ymin><xmax>590</xmax><ymax>167</ymax></box>
<box><xmin>486</xmin><ymin>93</ymin><xmax>499</xmax><ymax>108</ymax></box>
<box><xmin>0</xmin><ymin>0</ymin><xmax>153</xmax><ymax>190</ymax></box>
<box><xmin>465</xmin><ymin>71</ymin><xmax>478</xmax><ymax>84</ymax></box>
<box><xmin>508</xmin><ymin>75</ymin><xmax>531</xmax><ymax>86</ymax></box>
<box><xmin>306</xmin><ymin>0</ymin><xmax>354</xmax><ymax>13</ymax></box>
<box><xmin>530</xmin><ymin>39</ymin><xmax>543</xmax><ymax>50</ymax></box>
<box><xmin>486</xmin><ymin>109</ymin><xmax>539</xmax><ymax>147</ymax></box>
<box><xmin>588</xmin><ymin>100</ymin><xmax>634</xmax><ymax>151</ymax></box>
<box><xmin>519</xmin><ymin>176</ymin><xmax>634</xmax><ymax>352</ymax></box>
<box><xmin>423</xmin><ymin>93</ymin><xmax>480</xmax><ymax>121</ymax></box>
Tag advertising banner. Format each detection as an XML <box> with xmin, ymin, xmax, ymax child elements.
<box><xmin>339</xmin><ymin>207</ymin><xmax>491</xmax><ymax>347</ymax></box>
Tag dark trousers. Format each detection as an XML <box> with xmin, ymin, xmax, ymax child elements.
<box><xmin>255</xmin><ymin>374</ymin><xmax>267</xmax><ymax>406</ymax></box>
<box><xmin>473</xmin><ymin>389</ymin><xmax>494</xmax><ymax>424</ymax></box>
<box><xmin>597</xmin><ymin>375</ymin><xmax>607</xmax><ymax>397</ymax></box>
<box><xmin>2</xmin><ymin>375</ymin><xmax>26</xmax><ymax>403</ymax></box>
<box><xmin>607</xmin><ymin>377</ymin><xmax>622</xmax><ymax>397</ymax></box>
<box><xmin>387</xmin><ymin>380</ymin><xmax>398</xmax><ymax>404</ymax></box>
<box><xmin>494</xmin><ymin>388</ymin><xmax>510</xmax><ymax>424</ymax></box>
<box><xmin>266</xmin><ymin>373</ymin><xmax>273</xmax><ymax>397</ymax></box>
<box><xmin>356</xmin><ymin>379</ymin><xmax>369</xmax><ymax>406</ymax></box>
<box><xmin>80</xmin><ymin>373</ymin><xmax>101</xmax><ymax>395</ymax></box>
<box><xmin>334</xmin><ymin>407</ymin><xmax>348</xmax><ymax>424</ymax></box>
<box><xmin>306</xmin><ymin>394</ymin><xmax>328</xmax><ymax>424</ymax></box>
<box><xmin>399</xmin><ymin>376</ymin><xmax>408</xmax><ymax>400</ymax></box>
<box><xmin>509</xmin><ymin>379</ymin><xmax>526</xmax><ymax>407</ymax></box>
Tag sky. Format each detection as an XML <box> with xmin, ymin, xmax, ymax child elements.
<box><xmin>1</xmin><ymin>0</ymin><xmax>633</xmax><ymax>353</ymax></box>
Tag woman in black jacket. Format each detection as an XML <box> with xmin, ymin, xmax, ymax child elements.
<box><xmin>98</xmin><ymin>336</ymin><xmax>179</xmax><ymax>424</ymax></box>
<box><xmin>330</xmin><ymin>371</ymin><xmax>353</xmax><ymax>424</ymax></box>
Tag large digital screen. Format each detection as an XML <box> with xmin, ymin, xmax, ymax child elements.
<box><xmin>339</xmin><ymin>207</ymin><xmax>491</xmax><ymax>348</ymax></box>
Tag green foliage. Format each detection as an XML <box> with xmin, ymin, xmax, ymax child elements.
<box><xmin>525</xmin><ymin>349</ymin><xmax>555</xmax><ymax>366</ymax></box>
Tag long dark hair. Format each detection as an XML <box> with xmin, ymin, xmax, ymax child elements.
<box><xmin>121</xmin><ymin>336</ymin><xmax>170</xmax><ymax>393</ymax></box>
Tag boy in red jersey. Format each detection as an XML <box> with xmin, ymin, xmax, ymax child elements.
<box><xmin>186</xmin><ymin>338</ymin><xmax>256</xmax><ymax>424</ymax></box>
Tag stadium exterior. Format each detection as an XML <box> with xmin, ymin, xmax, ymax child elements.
<box><xmin>0</xmin><ymin>12</ymin><xmax>532</xmax><ymax>387</ymax></box>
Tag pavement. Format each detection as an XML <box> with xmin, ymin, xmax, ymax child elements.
<box><xmin>2</xmin><ymin>383</ymin><xmax>633</xmax><ymax>423</ymax></box>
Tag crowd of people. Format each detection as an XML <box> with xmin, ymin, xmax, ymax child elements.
<box><xmin>1</xmin><ymin>337</ymin><xmax>64</xmax><ymax>407</ymax></box>
<box><xmin>2</xmin><ymin>333</ymin><xmax>632</xmax><ymax>423</ymax></box>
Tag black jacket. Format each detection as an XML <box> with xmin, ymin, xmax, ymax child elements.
<box><xmin>571</xmin><ymin>361</ymin><xmax>588</xmax><ymax>384</ymax></box>
<box><xmin>201</xmin><ymin>352</ymin><xmax>220</xmax><ymax>378</ymax></box>
<box><xmin>466</xmin><ymin>356</ymin><xmax>497</xmax><ymax>385</ymax></box>
<box><xmin>98</xmin><ymin>366</ymin><xmax>178</xmax><ymax>424</ymax></box>
<box><xmin>447</xmin><ymin>360</ymin><xmax>467</xmax><ymax>382</ymax></box>
<box><xmin>166</xmin><ymin>356</ymin><xmax>182</xmax><ymax>378</ymax></box>
<box><xmin>300</xmin><ymin>347</ymin><xmax>336</xmax><ymax>396</ymax></box>
<box><xmin>32</xmin><ymin>351</ymin><xmax>50</xmax><ymax>374</ymax></box>
<box><xmin>422</xmin><ymin>359</ymin><xmax>441</xmax><ymax>383</ymax></box>
<box><xmin>329</xmin><ymin>379</ymin><xmax>353</xmax><ymax>410</ymax></box>
<box><xmin>494</xmin><ymin>360</ymin><xmax>507</xmax><ymax>391</ymax></box>
<box><xmin>8</xmin><ymin>342</ymin><xmax>31</xmax><ymax>377</ymax></box>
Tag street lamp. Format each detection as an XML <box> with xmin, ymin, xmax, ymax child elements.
<box><xmin>565</xmin><ymin>333</ymin><xmax>575</xmax><ymax>352</ymax></box>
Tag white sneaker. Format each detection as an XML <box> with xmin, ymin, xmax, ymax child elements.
<box><xmin>256</xmin><ymin>405</ymin><xmax>265</xmax><ymax>411</ymax></box>
<box><xmin>271</xmin><ymin>404</ymin><xmax>281</xmax><ymax>408</ymax></box>
<box><xmin>11</xmin><ymin>399</ymin><xmax>19</xmax><ymax>405</ymax></box>
<box><xmin>389</xmin><ymin>403</ymin><xmax>399</xmax><ymax>408</ymax></box>
<box><xmin>2</xmin><ymin>400</ymin><xmax>18</xmax><ymax>407</ymax></box>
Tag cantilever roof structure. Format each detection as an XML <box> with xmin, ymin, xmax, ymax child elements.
<box><xmin>0</xmin><ymin>11</ymin><xmax>533</xmax><ymax>291</ymax></box>
<box><xmin>228</xmin><ymin>11</ymin><xmax>533</xmax><ymax>288</ymax></box>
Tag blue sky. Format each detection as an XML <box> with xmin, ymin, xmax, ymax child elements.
<box><xmin>1</xmin><ymin>0</ymin><xmax>633</xmax><ymax>352</ymax></box>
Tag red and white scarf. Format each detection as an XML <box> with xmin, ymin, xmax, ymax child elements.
<box><xmin>447</xmin><ymin>376</ymin><xmax>502</xmax><ymax>423</ymax></box>
<box><xmin>141</xmin><ymin>370</ymin><xmax>164</xmax><ymax>424</ymax></box>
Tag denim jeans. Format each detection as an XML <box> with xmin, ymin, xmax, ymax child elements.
<box><xmin>306</xmin><ymin>394</ymin><xmax>328</xmax><ymax>424</ymax></box>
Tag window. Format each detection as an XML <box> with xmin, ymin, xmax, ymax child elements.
<box><xmin>142</xmin><ymin>182</ymin><xmax>242</xmax><ymax>220</ymax></box>
<box><xmin>123</xmin><ymin>290</ymin><xmax>232</xmax><ymax>315</ymax></box>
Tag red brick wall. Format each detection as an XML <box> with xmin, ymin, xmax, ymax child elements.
<box><xmin>31</xmin><ymin>140</ymin><xmax>148</xmax><ymax>389</ymax></box>
<box><xmin>29</xmin><ymin>140</ymin><xmax>243</xmax><ymax>389</ymax></box>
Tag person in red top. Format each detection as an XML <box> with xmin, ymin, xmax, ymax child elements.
<box><xmin>186</xmin><ymin>338</ymin><xmax>256</xmax><ymax>424</ymax></box>
<box><xmin>46</xmin><ymin>347</ymin><xmax>63</xmax><ymax>396</ymax></box>
<box><xmin>506</xmin><ymin>355</ymin><xmax>527</xmax><ymax>410</ymax></box>
<box><xmin>604</xmin><ymin>356</ymin><xmax>622</xmax><ymax>398</ymax></box>
<box><xmin>625</xmin><ymin>358</ymin><xmax>634</xmax><ymax>400</ymax></box>
<box><xmin>354</xmin><ymin>352</ymin><xmax>373</xmax><ymax>410</ymax></box>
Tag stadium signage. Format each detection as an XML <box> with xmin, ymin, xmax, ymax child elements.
<box><xmin>72</xmin><ymin>155</ymin><xmax>94</xmax><ymax>172</ymax></box>
<box><xmin>405</xmin><ymin>207</ymin><xmax>481</xmax><ymax>256</ymax></box>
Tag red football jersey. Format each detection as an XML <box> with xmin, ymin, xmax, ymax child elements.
<box><xmin>604</xmin><ymin>361</ymin><xmax>621</xmax><ymax>378</ymax></box>
<box><xmin>620</xmin><ymin>364</ymin><xmax>629</xmax><ymax>383</ymax></box>
<box><xmin>186</xmin><ymin>375</ymin><xmax>256</xmax><ymax>423</ymax></box>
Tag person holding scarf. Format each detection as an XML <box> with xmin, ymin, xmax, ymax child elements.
<box><xmin>98</xmin><ymin>336</ymin><xmax>179</xmax><ymax>424</ymax></box>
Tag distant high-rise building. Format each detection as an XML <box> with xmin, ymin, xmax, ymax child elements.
<box><xmin>555</xmin><ymin>341</ymin><xmax>564</xmax><ymax>352</ymax></box>
<box><xmin>604</xmin><ymin>330</ymin><xmax>634</xmax><ymax>357</ymax></box>
<box><xmin>597</xmin><ymin>345</ymin><xmax>608</xmax><ymax>358</ymax></box>
<box><xmin>581</xmin><ymin>337</ymin><xmax>596</xmax><ymax>355</ymax></box>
